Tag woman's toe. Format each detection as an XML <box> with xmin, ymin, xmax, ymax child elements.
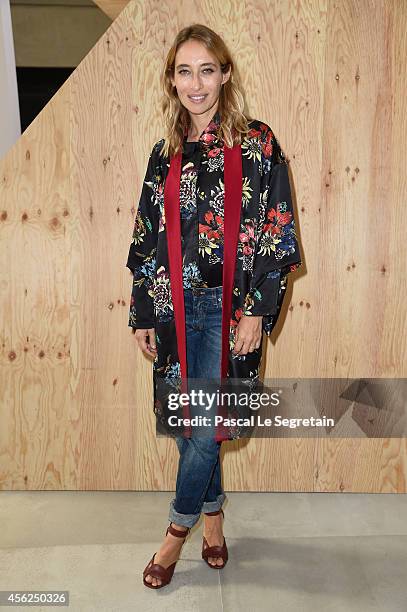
<box><xmin>208</xmin><ymin>555</ymin><xmax>223</xmax><ymax>566</ymax></box>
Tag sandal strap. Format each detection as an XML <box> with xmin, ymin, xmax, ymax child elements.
<box><xmin>204</xmin><ymin>508</ymin><xmax>224</xmax><ymax>517</ymax></box>
<box><xmin>167</xmin><ymin>522</ymin><xmax>190</xmax><ymax>538</ymax></box>
<box><xmin>143</xmin><ymin>562</ymin><xmax>172</xmax><ymax>582</ymax></box>
<box><xmin>202</xmin><ymin>536</ymin><xmax>228</xmax><ymax>559</ymax></box>
<box><xmin>143</xmin><ymin>553</ymin><xmax>175</xmax><ymax>586</ymax></box>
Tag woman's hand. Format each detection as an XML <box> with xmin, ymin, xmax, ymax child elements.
<box><xmin>134</xmin><ymin>328</ymin><xmax>157</xmax><ymax>358</ymax></box>
<box><xmin>233</xmin><ymin>315</ymin><xmax>262</xmax><ymax>355</ymax></box>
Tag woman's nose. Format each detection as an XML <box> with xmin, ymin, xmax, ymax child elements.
<box><xmin>191</xmin><ymin>74</ymin><xmax>203</xmax><ymax>89</ymax></box>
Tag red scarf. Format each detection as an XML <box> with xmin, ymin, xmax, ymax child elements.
<box><xmin>164</xmin><ymin>134</ymin><xmax>242</xmax><ymax>442</ymax></box>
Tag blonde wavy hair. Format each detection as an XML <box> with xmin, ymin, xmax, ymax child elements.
<box><xmin>159</xmin><ymin>24</ymin><xmax>253</xmax><ymax>159</ymax></box>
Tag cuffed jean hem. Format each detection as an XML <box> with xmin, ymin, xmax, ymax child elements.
<box><xmin>201</xmin><ymin>493</ymin><xmax>226</xmax><ymax>514</ymax></box>
<box><xmin>168</xmin><ymin>493</ymin><xmax>226</xmax><ymax>529</ymax></box>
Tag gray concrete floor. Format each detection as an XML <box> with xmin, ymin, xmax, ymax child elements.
<box><xmin>0</xmin><ymin>491</ymin><xmax>406</xmax><ymax>611</ymax></box>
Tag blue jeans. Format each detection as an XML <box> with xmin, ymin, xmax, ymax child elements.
<box><xmin>168</xmin><ymin>286</ymin><xmax>226</xmax><ymax>528</ymax></box>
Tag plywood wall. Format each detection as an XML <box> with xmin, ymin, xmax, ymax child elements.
<box><xmin>93</xmin><ymin>0</ymin><xmax>127</xmax><ymax>20</ymax></box>
<box><xmin>1</xmin><ymin>0</ymin><xmax>406</xmax><ymax>492</ymax></box>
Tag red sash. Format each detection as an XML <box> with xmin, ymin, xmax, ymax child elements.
<box><xmin>164</xmin><ymin>139</ymin><xmax>242</xmax><ymax>441</ymax></box>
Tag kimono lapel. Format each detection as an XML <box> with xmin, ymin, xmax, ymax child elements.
<box><xmin>163</xmin><ymin>150</ymin><xmax>191</xmax><ymax>436</ymax></box>
<box><xmin>164</xmin><ymin>117</ymin><xmax>243</xmax><ymax>442</ymax></box>
<box><xmin>222</xmin><ymin>144</ymin><xmax>242</xmax><ymax>376</ymax></box>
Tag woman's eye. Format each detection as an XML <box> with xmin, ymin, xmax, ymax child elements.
<box><xmin>178</xmin><ymin>69</ymin><xmax>214</xmax><ymax>75</ymax></box>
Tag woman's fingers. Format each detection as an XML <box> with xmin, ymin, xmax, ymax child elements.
<box><xmin>147</xmin><ymin>329</ymin><xmax>157</xmax><ymax>352</ymax></box>
<box><xmin>135</xmin><ymin>328</ymin><xmax>157</xmax><ymax>357</ymax></box>
<box><xmin>233</xmin><ymin>333</ymin><xmax>261</xmax><ymax>355</ymax></box>
<box><xmin>234</xmin><ymin>339</ymin><xmax>259</xmax><ymax>355</ymax></box>
<box><xmin>233</xmin><ymin>315</ymin><xmax>263</xmax><ymax>355</ymax></box>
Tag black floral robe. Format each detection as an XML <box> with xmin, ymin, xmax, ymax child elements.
<box><xmin>126</xmin><ymin>110</ymin><xmax>302</xmax><ymax>441</ymax></box>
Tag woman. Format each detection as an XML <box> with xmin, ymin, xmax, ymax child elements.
<box><xmin>126</xmin><ymin>24</ymin><xmax>302</xmax><ymax>589</ymax></box>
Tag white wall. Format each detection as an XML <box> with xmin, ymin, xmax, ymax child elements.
<box><xmin>0</xmin><ymin>0</ymin><xmax>21</xmax><ymax>161</ymax></box>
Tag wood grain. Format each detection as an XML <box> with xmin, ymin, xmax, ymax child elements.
<box><xmin>0</xmin><ymin>0</ymin><xmax>406</xmax><ymax>492</ymax></box>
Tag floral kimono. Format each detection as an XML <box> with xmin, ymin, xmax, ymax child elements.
<box><xmin>126</xmin><ymin>110</ymin><xmax>302</xmax><ymax>441</ymax></box>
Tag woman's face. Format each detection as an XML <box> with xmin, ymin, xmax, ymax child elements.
<box><xmin>170</xmin><ymin>39</ymin><xmax>230</xmax><ymax>117</ymax></box>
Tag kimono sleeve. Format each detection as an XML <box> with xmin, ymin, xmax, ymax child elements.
<box><xmin>126</xmin><ymin>142</ymin><xmax>161</xmax><ymax>329</ymax></box>
<box><xmin>243</xmin><ymin>132</ymin><xmax>302</xmax><ymax>336</ymax></box>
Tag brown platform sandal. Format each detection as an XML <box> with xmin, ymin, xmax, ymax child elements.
<box><xmin>202</xmin><ymin>508</ymin><xmax>228</xmax><ymax>569</ymax></box>
<box><xmin>143</xmin><ymin>522</ymin><xmax>190</xmax><ymax>589</ymax></box>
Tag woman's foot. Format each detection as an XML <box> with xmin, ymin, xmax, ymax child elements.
<box><xmin>203</xmin><ymin>511</ymin><xmax>225</xmax><ymax>567</ymax></box>
<box><xmin>144</xmin><ymin>522</ymin><xmax>189</xmax><ymax>587</ymax></box>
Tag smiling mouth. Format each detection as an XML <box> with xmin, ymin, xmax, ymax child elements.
<box><xmin>188</xmin><ymin>95</ymin><xmax>207</xmax><ymax>102</ymax></box>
